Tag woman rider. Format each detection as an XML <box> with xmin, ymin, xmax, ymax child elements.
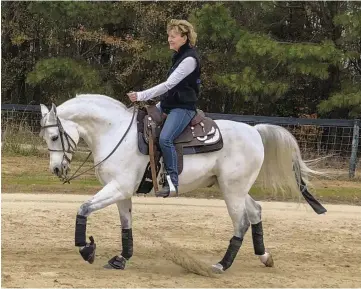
<box><xmin>128</xmin><ymin>19</ymin><xmax>201</xmax><ymax>198</ymax></box>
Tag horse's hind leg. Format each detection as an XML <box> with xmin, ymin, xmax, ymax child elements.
<box><xmin>105</xmin><ymin>199</ymin><xmax>133</xmax><ymax>270</ymax></box>
<box><xmin>245</xmin><ymin>195</ymin><xmax>274</xmax><ymax>267</ymax></box>
<box><xmin>212</xmin><ymin>185</ymin><xmax>250</xmax><ymax>273</ymax></box>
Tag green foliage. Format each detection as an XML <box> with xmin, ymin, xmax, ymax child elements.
<box><xmin>190</xmin><ymin>3</ymin><xmax>238</xmax><ymax>44</ymax></box>
<box><xmin>317</xmin><ymin>3</ymin><xmax>361</xmax><ymax>118</ymax></box>
<box><xmin>186</xmin><ymin>2</ymin><xmax>349</xmax><ymax>113</ymax></box>
<box><xmin>27</xmin><ymin>2</ymin><xmax>126</xmax><ymax>29</ymax></box>
<box><xmin>1</xmin><ymin>1</ymin><xmax>360</xmax><ymax>118</ymax></box>
<box><xmin>140</xmin><ymin>44</ymin><xmax>171</xmax><ymax>63</ymax></box>
<box><xmin>26</xmin><ymin>58</ymin><xmax>107</xmax><ymax>102</ymax></box>
<box><xmin>334</xmin><ymin>10</ymin><xmax>361</xmax><ymax>40</ymax></box>
<box><xmin>236</xmin><ymin>33</ymin><xmax>343</xmax><ymax>77</ymax></box>
<box><xmin>319</xmin><ymin>90</ymin><xmax>361</xmax><ymax>118</ymax></box>
<box><xmin>214</xmin><ymin>68</ymin><xmax>289</xmax><ymax>99</ymax></box>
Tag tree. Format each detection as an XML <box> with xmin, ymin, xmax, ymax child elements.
<box><xmin>1</xmin><ymin>1</ymin><xmax>360</xmax><ymax>119</ymax></box>
<box><xmin>319</xmin><ymin>4</ymin><xmax>361</xmax><ymax>118</ymax></box>
<box><xmin>190</xmin><ymin>2</ymin><xmax>344</xmax><ymax>116</ymax></box>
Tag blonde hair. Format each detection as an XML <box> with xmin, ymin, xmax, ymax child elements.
<box><xmin>167</xmin><ymin>19</ymin><xmax>197</xmax><ymax>46</ymax></box>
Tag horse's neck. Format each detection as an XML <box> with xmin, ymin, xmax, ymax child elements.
<box><xmin>58</xmin><ymin>103</ymin><xmax>135</xmax><ymax>158</ymax></box>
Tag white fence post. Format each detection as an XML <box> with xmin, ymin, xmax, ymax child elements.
<box><xmin>349</xmin><ymin>119</ymin><xmax>360</xmax><ymax>179</ymax></box>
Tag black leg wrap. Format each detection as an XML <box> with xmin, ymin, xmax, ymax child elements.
<box><xmin>252</xmin><ymin>221</ymin><xmax>266</xmax><ymax>255</ymax></box>
<box><xmin>75</xmin><ymin>214</ymin><xmax>87</xmax><ymax>247</ymax></box>
<box><xmin>219</xmin><ymin>236</ymin><xmax>243</xmax><ymax>271</ymax></box>
<box><xmin>121</xmin><ymin>228</ymin><xmax>133</xmax><ymax>260</ymax></box>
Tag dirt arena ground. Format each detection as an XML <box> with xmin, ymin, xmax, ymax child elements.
<box><xmin>2</xmin><ymin>193</ymin><xmax>361</xmax><ymax>288</ymax></box>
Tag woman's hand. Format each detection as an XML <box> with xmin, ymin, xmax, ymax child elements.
<box><xmin>127</xmin><ymin>91</ymin><xmax>138</xmax><ymax>102</ymax></box>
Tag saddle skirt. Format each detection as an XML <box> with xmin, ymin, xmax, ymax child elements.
<box><xmin>142</xmin><ymin>108</ymin><xmax>222</xmax><ymax>147</ymax></box>
<box><xmin>136</xmin><ymin>105</ymin><xmax>223</xmax><ymax>194</ymax></box>
<box><xmin>137</xmin><ymin>106</ymin><xmax>223</xmax><ymax>159</ymax></box>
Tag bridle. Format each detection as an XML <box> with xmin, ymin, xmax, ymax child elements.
<box><xmin>40</xmin><ymin>105</ymin><xmax>137</xmax><ymax>184</ymax></box>
<box><xmin>40</xmin><ymin>116</ymin><xmax>77</xmax><ymax>164</ymax></box>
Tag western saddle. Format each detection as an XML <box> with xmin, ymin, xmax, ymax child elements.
<box><xmin>136</xmin><ymin>105</ymin><xmax>223</xmax><ymax>194</ymax></box>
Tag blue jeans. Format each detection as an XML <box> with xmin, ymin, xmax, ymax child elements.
<box><xmin>158</xmin><ymin>108</ymin><xmax>196</xmax><ymax>187</ymax></box>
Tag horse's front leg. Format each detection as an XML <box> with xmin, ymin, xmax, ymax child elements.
<box><xmin>75</xmin><ymin>180</ymin><xmax>132</xmax><ymax>264</ymax></box>
<box><xmin>105</xmin><ymin>199</ymin><xmax>133</xmax><ymax>270</ymax></box>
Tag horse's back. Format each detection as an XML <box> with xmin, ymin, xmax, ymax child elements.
<box><xmin>212</xmin><ymin>119</ymin><xmax>265</xmax><ymax>178</ymax></box>
<box><xmin>215</xmin><ymin>119</ymin><xmax>263</xmax><ymax>150</ymax></box>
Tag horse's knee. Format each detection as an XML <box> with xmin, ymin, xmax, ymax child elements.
<box><xmin>78</xmin><ymin>202</ymin><xmax>91</xmax><ymax>217</ymax></box>
<box><xmin>245</xmin><ymin>197</ymin><xmax>262</xmax><ymax>224</ymax></box>
<box><xmin>120</xmin><ymin>215</ymin><xmax>131</xmax><ymax>229</ymax></box>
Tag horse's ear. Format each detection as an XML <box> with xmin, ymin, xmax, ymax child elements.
<box><xmin>46</xmin><ymin>103</ymin><xmax>57</xmax><ymax>122</ymax></box>
<box><xmin>40</xmin><ymin>104</ymin><xmax>49</xmax><ymax>118</ymax></box>
<box><xmin>50</xmin><ymin>103</ymin><xmax>57</xmax><ymax>115</ymax></box>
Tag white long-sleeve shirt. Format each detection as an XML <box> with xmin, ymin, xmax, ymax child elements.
<box><xmin>136</xmin><ymin>57</ymin><xmax>197</xmax><ymax>101</ymax></box>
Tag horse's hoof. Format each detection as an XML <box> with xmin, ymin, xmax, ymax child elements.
<box><xmin>79</xmin><ymin>236</ymin><xmax>96</xmax><ymax>264</ymax></box>
<box><xmin>211</xmin><ymin>263</ymin><xmax>224</xmax><ymax>274</ymax></box>
<box><xmin>106</xmin><ymin>255</ymin><xmax>127</xmax><ymax>270</ymax></box>
<box><xmin>264</xmin><ymin>252</ymin><xmax>274</xmax><ymax>267</ymax></box>
<box><xmin>103</xmin><ymin>263</ymin><xmax>117</xmax><ymax>270</ymax></box>
<box><xmin>260</xmin><ymin>250</ymin><xmax>274</xmax><ymax>267</ymax></box>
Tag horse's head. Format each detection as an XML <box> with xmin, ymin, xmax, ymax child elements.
<box><xmin>40</xmin><ymin>103</ymin><xmax>80</xmax><ymax>179</ymax></box>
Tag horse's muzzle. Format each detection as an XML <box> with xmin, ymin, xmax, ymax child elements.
<box><xmin>52</xmin><ymin>163</ymin><xmax>70</xmax><ymax>178</ymax></box>
<box><xmin>53</xmin><ymin>166</ymin><xmax>62</xmax><ymax>177</ymax></box>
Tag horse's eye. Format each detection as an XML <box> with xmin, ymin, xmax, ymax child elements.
<box><xmin>51</xmin><ymin>135</ymin><xmax>59</xmax><ymax>142</ymax></box>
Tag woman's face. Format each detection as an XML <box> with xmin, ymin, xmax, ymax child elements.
<box><xmin>168</xmin><ymin>29</ymin><xmax>187</xmax><ymax>51</ymax></box>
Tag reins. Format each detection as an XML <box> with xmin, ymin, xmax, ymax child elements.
<box><xmin>40</xmin><ymin>104</ymin><xmax>138</xmax><ymax>184</ymax></box>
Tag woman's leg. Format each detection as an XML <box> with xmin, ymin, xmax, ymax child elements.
<box><xmin>157</xmin><ymin>108</ymin><xmax>195</xmax><ymax>197</ymax></box>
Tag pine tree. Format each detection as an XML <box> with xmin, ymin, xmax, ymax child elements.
<box><xmin>2</xmin><ymin>1</ymin><xmax>360</xmax><ymax>118</ymax></box>
<box><xmin>318</xmin><ymin>5</ymin><xmax>361</xmax><ymax>118</ymax></box>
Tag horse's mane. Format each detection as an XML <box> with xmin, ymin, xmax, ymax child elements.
<box><xmin>57</xmin><ymin>94</ymin><xmax>133</xmax><ymax>123</ymax></box>
<box><xmin>74</xmin><ymin>94</ymin><xmax>128</xmax><ymax>110</ymax></box>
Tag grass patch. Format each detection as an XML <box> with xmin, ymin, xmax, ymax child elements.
<box><xmin>1</xmin><ymin>121</ymin><xmax>45</xmax><ymax>157</ymax></box>
<box><xmin>2</xmin><ymin>155</ymin><xmax>361</xmax><ymax>205</ymax></box>
<box><xmin>182</xmin><ymin>185</ymin><xmax>361</xmax><ymax>205</ymax></box>
<box><xmin>4</xmin><ymin>175</ymin><xmax>100</xmax><ymax>186</ymax></box>
<box><xmin>1</xmin><ymin>119</ymin><xmax>92</xmax><ymax>161</ymax></box>
<box><xmin>1</xmin><ymin>155</ymin><xmax>101</xmax><ymax>194</ymax></box>
<box><xmin>2</xmin><ymin>172</ymin><xmax>101</xmax><ymax>195</ymax></box>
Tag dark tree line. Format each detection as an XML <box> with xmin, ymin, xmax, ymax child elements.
<box><xmin>2</xmin><ymin>1</ymin><xmax>360</xmax><ymax>118</ymax></box>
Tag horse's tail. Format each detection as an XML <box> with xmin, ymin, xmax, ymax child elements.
<box><xmin>254</xmin><ymin>124</ymin><xmax>325</xmax><ymax>199</ymax></box>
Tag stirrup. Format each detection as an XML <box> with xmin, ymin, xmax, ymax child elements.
<box><xmin>155</xmin><ymin>175</ymin><xmax>178</xmax><ymax>198</ymax></box>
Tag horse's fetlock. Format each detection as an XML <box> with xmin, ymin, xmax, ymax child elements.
<box><xmin>219</xmin><ymin>236</ymin><xmax>243</xmax><ymax>270</ymax></box>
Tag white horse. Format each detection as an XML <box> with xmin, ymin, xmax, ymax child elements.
<box><xmin>39</xmin><ymin>93</ymin><xmax>323</xmax><ymax>273</ymax></box>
